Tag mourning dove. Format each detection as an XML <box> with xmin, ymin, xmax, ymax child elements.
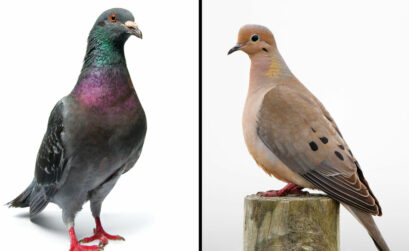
<box><xmin>228</xmin><ymin>24</ymin><xmax>389</xmax><ymax>251</ymax></box>
<box><xmin>8</xmin><ymin>8</ymin><xmax>145</xmax><ymax>251</ymax></box>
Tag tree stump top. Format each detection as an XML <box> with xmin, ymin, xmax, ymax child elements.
<box><xmin>245</xmin><ymin>193</ymin><xmax>335</xmax><ymax>202</ymax></box>
<box><xmin>244</xmin><ymin>194</ymin><xmax>340</xmax><ymax>251</ymax></box>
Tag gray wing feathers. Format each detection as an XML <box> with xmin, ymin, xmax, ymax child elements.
<box><xmin>35</xmin><ymin>100</ymin><xmax>67</xmax><ymax>185</ymax></box>
<box><xmin>29</xmin><ymin>184</ymin><xmax>56</xmax><ymax>217</ymax></box>
<box><xmin>30</xmin><ymin>100</ymin><xmax>67</xmax><ymax>217</ymax></box>
<box><xmin>8</xmin><ymin>100</ymin><xmax>66</xmax><ymax>218</ymax></box>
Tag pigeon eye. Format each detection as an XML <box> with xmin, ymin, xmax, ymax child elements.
<box><xmin>109</xmin><ymin>14</ymin><xmax>117</xmax><ymax>23</ymax></box>
<box><xmin>250</xmin><ymin>34</ymin><xmax>259</xmax><ymax>42</ymax></box>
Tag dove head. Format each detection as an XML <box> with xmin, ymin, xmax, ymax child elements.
<box><xmin>91</xmin><ymin>8</ymin><xmax>142</xmax><ymax>42</ymax></box>
<box><xmin>228</xmin><ymin>24</ymin><xmax>277</xmax><ymax>56</ymax></box>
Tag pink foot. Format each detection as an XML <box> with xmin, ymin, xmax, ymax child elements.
<box><xmin>80</xmin><ymin>217</ymin><xmax>125</xmax><ymax>247</ymax></box>
<box><xmin>69</xmin><ymin>227</ymin><xmax>102</xmax><ymax>251</ymax></box>
<box><xmin>257</xmin><ymin>183</ymin><xmax>308</xmax><ymax>197</ymax></box>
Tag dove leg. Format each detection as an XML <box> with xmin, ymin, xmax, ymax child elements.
<box><xmin>257</xmin><ymin>183</ymin><xmax>307</xmax><ymax>197</ymax></box>
<box><xmin>80</xmin><ymin>171</ymin><xmax>124</xmax><ymax>246</ymax></box>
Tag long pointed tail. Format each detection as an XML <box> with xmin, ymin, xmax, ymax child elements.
<box><xmin>344</xmin><ymin>204</ymin><xmax>390</xmax><ymax>251</ymax></box>
<box><xmin>7</xmin><ymin>180</ymin><xmax>35</xmax><ymax>208</ymax></box>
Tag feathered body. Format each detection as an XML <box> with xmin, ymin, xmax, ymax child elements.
<box><xmin>9</xmin><ymin>8</ymin><xmax>145</xmax><ymax>250</ymax></box>
<box><xmin>230</xmin><ymin>24</ymin><xmax>389</xmax><ymax>250</ymax></box>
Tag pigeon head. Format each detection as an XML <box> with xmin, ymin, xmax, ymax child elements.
<box><xmin>91</xmin><ymin>8</ymin><xmax>142</xmax><ymax>42</ymax></box>
<box><xmin>228</xmin><ymin>24</ymin><xmax>277</xmax><ymax>56</ymax></box>
<box><xmin>83</xmin><ymin>8</ymin><xmax>141</xmax><ymax>68</ymax></box>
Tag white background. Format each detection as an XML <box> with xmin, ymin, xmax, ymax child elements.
<box><xmin>204</xmin><ymin>0</ymin><xmax>409</xmax><ymax>250</ymax></box>
<box><xmin>0</xmin><ymin>0</ymin><xmax>198</xmax><ymax>250</ymax></box>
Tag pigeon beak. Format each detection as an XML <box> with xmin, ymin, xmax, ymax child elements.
<box><xmin>124</xmin><ymin>21</ymin><xmax>143</xmax><ymax>39</ymax></box>
<box><xmin>228</xmin><ymin>44</ymin><xmax>243</xmax><ymax>55</ymax></box>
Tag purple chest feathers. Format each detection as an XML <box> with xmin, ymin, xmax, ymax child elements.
<box><xmin>72</xmin><ymin>68</ymin><xmax>140</xmax><ymax>117</ymax></box>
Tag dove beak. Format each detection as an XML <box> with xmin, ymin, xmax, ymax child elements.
<box><xmin>228</xmin><ymin>44</ymin><xmax>243</xmax><ymax>55</ymax></box>
<box><xmin>124</xmin><ymin>21</ymin><xmax>143</xmax><ymax>39</ymax></box>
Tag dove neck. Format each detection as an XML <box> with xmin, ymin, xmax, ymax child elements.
<box><xmin>248</xmin><ymin>51</ymin><xmax>293</xmax><ymax>92</ymax></box>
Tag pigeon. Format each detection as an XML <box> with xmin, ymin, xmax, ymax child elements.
<box><xmin>228</xmin><ymin>24</ymin><xmax>389</xmax><ymax>251</ymax></box>
<box><xmin>8</xmin><ymin>8</ymin><xmax>146</xmax><ymax>251</ymax></box>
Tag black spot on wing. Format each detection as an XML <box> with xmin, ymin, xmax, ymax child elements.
<box><xmin>338</xmin><ymin>145</ymin><xmax>345</xmax><ymax>150</ymax></box>
<box><xmin>320</xmin><ymin>137</ymin><xmax>328</xmax><ymax>144</ymax></box>
<box><xmin>309</xmin><ymin>141</ymin><xmax>318</xmax><ymax>151</ymax></box>
<box><xmin>334</xmin><ymin>151</ymin><xmax>344</xmax><ymax>161</ymax></box>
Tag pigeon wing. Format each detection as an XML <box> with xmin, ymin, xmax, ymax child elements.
<box><xmin>30</xmin><ymin>100</ymin><xmax>68</xmax><ymax>215</ymax></box>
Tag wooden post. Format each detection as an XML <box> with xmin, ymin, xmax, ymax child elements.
<box><xmin>244</xmin><ymin>194</ymin><xmax>340</xmax><ymax>251</ymax></box>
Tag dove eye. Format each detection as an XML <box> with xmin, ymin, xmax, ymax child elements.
<box><xmin>109</xmin><ymin>14</ymin><xmax>117</xmax><ymax>23</ymax></box>
<box><xmin>250</xmin><ymin>34</ymin><xmax>259</xmax><ymax>42</ymax></box>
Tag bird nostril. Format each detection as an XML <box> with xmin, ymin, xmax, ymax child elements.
<box><xmin>124</xmin><ymin>21</ymin><xmax>138</xmax><ymax>30</ymax></box>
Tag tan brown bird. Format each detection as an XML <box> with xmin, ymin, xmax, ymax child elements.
<box><xmin>228</xmin><ymin>24</ymin><xmax>389</xmax><ymax>251</ymax></box>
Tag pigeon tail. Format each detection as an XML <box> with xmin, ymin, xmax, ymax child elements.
<box><xmin>7</xmin><ymin>180</ymin><xmax>52</xmax><ymax>218</ymax></box>
<box><xmin>7</xmin><ymin>180</ymin><xmax>35</xmax><ymax>208</ymax></box>
<box><xmin>344</xmin><ymin>204</ymin><xmax>390</xmax><ymax>251</ymax></box>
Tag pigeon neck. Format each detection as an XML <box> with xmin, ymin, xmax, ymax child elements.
<box><xmin>74</xmin><ymin>32</ymin><xmax>131</xmax><ymax>105</ymax></box>
<box><xmin>81</xmin><ymin>29</ymin><xmax>127</xmax><ymax>70</ymax></box>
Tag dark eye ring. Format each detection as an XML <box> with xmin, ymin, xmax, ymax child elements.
<box><xmin>250</xmin><ymin>34</ymin><xmax>259</xmax><ymax>42</ymax></box>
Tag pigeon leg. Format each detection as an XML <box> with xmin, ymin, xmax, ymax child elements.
<box><xmin>80</xmin><ymin>217</ymin><xmax>125</xmax><ymax>247</ymax></box>
<box><xmin>69</xmin><ymin>227</ymin><xmax>101</xmax><ymax>251</ymax></box>
<box><xmin>257</xmin><ymin>183</ymin><xmax>307</xmax><ymax>197</ymax></box>
<box><xmin>81</xmin><ymin>171</ymin><xmax>124</xmax><ymax>247</ymax></box>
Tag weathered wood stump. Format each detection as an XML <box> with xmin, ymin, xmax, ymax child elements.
<box><xmin>244</xmin><ymin>194</ymin><xmax>339</xmax><ymax>251</ymax></box>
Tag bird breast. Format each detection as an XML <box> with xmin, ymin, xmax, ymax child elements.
<box><xmin>242</xmin><ymin>84</ymin><xmax>313</xmax><ymax>188</ymax></box>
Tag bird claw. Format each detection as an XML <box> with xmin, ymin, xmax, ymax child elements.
<box><xmin>257</xmin><ymin>183</ymin><xmax>308</xmax><ymax>197</ymax></box>
<box><xmin>257</xmin><ymin>189</ymin><xmax>309</xmax><ymax>197</ymax></box>
<box><xmin>80</xmin><ymin>217</ymin><xmax>125</xmax><ymax>247</ymax></box>
<box><xmin>80</xmin><ymin>229</ymin><xmax>125</xmax><ymax>247</ymax></box>
<box><xmin>69</xmin><ymin>227</ymin><xmax>104</xmax><ymax>251</ymax></box>
<box><xmin>69</xmin><ymin>242</ymin><xmax>103</xmax><ymax>251</ymax></box>
<box><xmin>257</xmin><ymin>190</ymin><xmax>280</xmax><ymax>197</ymax></box>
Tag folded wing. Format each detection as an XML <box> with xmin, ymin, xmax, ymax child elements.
<box><xmin>257</xmin><ymin>85</ymin><xmax>381</xmax><ymax>215</ymax></box>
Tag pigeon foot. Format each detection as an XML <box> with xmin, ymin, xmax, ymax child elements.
<box><xmin>69</xmin><ymin>243</ymin><xmax>102</xmax><ymax>251</ymax></box>
<box><xmin>69</xmin><ymin>227</ymin><xmax>102</xmax><ymax>251</ymax></box>
<box><xmin>80</xmin><ymin>217</ymin><xmax>125</xmax><ymax>247</ymax></box>
<box><xmin>257</xmin><ymin>183</ymin><xmax>307</xmax><ymax>197</ymax></box>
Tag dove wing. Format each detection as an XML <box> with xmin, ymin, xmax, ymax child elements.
<box><xmin>257</xmin><ymin>85</ymin><xmax>381</xmax><ymax>215</ymax></box>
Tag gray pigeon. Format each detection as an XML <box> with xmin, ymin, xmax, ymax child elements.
<box><xmin>8</xmin><ymin>8</ymin><xmax>146</xmax><ymax>251</ymax></box>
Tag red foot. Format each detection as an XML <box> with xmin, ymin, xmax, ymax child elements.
<box><xmin>80</xmin><ymin>217</ymin><xmax>125</xmax><ymax>247</ymax></box>
<box><xmin>257</xmin><ymin>183</ymin><xmax>308</xmax><ymax>197</ymax></box>
<box><xmin>69</xmin><ymin>227</ymin><xmax>101</xmax><ymax>251</ymax></box>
